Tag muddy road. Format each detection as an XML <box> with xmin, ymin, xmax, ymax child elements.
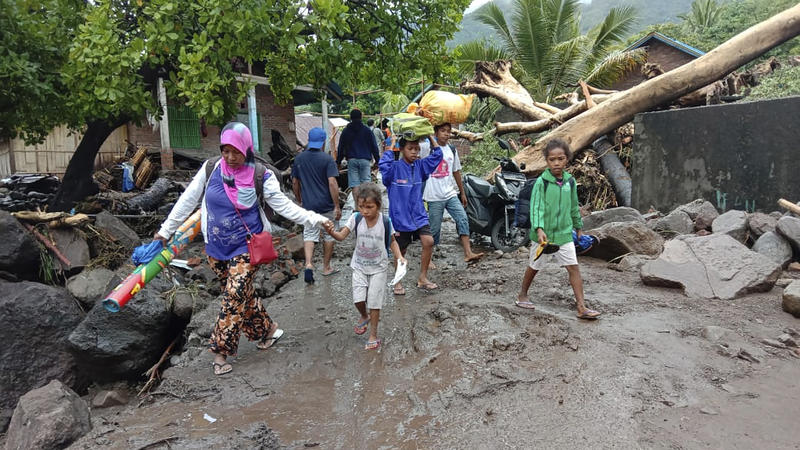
<box><xmin>70</xmin><ymin>223</ymin><xmax>800</xmax><ymax>449</ymax></box>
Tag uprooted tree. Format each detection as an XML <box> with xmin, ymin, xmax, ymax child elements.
<box><xmin>457</xmin><ymin>3</ymin><xmax>800</xmax><ymax>177</ymax></box>
<box><xmin>5</xmin><ymin>0</ymin><xmax>470</xmax><ymax>211</ymax></box>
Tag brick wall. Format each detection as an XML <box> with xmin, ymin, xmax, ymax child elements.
<box><xmin>126</xmin><ymin>85</ymin><xmax>296</xmax><ymax>163</ymax></box>
<box><xmin>610</xmin><ymin>41</ymin><xmax>697</xmax><ymax>91</ymax></box>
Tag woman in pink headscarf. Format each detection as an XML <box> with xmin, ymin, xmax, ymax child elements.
<box><xmin>155</xmin><ymin>122</ymin><xmax>334</xmax><ymax>375</ymax></box>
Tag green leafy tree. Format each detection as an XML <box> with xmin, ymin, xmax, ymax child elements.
<box><xmin>455</xmin><ymin>0</ymin><xmax>645</xmax><ymax>101</ymax></box>
<box><xmin>0</xmin><ymin>0</ymin><xmax>84</xmax><ymax>143</ymax></box>
<box><xmin>3</xmin><ymin>0</ymin><xmax>471</xmax><ymax>210</ymax></box>
<box><xmin>678</xmin><ymin>0</ymin><xmax>723</xmax><ymax>32</ymax></box>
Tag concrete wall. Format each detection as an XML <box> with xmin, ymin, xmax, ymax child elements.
<box><xmin>610</xmin><ymin>40</ymin><xmax>696</xmax><ymax>91</ymax></box>
<box><xmin>127</xmin><ymin>85</ymin><xmax>296</xmax><ymax>161</ymax></box>
<box><xmin>631</xmin><ymin>96</ymin><xmax>800</xmax><ymax>213</ymax></box>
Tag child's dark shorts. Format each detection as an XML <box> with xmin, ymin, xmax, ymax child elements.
<box><xmin>395</xmin><ymin>225</ymin><xmax>432</xmax><ymax>250</ymax></box>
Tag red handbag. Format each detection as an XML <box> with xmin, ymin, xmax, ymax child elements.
<box><xmin>235</xmin><ymin>208</ymin><xmax>278</xmax><ymax>265</ymax></box>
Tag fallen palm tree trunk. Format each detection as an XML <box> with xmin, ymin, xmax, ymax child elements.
<box><xmin>102</xmin><ymin>209</ymin><xmax>202</xmax><ymax>312</ymax></box>
<box><xmin>592</xmin><ymin>137</ymin><xmax>631</xmax><ymax>206</ymax></box>
<box><xmin>467</xmin><ymin>4</ymin><xmax>800</xmax><ymax>176</ymax></box>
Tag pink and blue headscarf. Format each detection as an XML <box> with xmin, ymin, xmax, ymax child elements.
<box><xmin>219</xmin><ymin>122</ymin><xmax>257</xmax><ymax>209</ymax></box>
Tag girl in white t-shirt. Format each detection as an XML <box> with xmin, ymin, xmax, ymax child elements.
<box><xmin>328</xmin><ymin>183</ymin><xmax>405</xmax><ymax>350</ymax></box>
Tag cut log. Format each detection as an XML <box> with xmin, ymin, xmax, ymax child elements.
<box><xmin>506</xmin><ymin>4</ymin><xmax>800</xmax><ymax>175</ymax></box>
<box><xmin>778</xmin><ymin>198</ymin><xmax>800</xmax><ymax>216</ymax></box>
<box><xmin>461</xmin><ymin>61</ymin><xmax>554</xmax><ymax>121</ymax></box>
<box><xmin>592</xmin><ymin>137</ymin><xmax>631</xmax><ymax>206</ymax></box>
<box><xmin>122</xmin><ymin>178</ymin><xmax>173</xmax><ymax>213</ymax></box>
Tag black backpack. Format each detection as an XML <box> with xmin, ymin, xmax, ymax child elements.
<box><xmin>203</xmin><ymin>155</ymin><xmax>283</xmax><ymax>220</ymax></box>
<box><xmin>514</xmin><ymin>177</ymin><xmax>576</xmax><ymax>229</ymax></box>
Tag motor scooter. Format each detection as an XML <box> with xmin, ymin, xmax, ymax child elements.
<box><xmin>463</xmin><ymin>139</ymin><xmax>530</xmax><ymax>252</ymax></box>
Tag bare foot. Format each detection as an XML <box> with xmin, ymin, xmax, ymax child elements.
<box><xmin>393</xmin><ymin>284</ymin><xmax>406</xmax><ymax>295</ymax></box>
<box><xmin>517</xmin><ymin>294</ymin><xmax>530</xmax><ymax>303</ymax></box>
<box><xmin>465</xmin><ymin>251</ymin><xmax>485</xmax><ymax>263</ymax></box>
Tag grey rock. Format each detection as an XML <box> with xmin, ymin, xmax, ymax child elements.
<box><xmin>777</xmin><ymin>333</ymin><xmax>798</xmax><ymax>347</ymax></box>
<box><xmin>651</xmin><ymin>209</ymin><xmax>694</xmax><ymax>236</ymax></box>
<box><xmin>782</xmin><ymin>280</ymin><xmax>800</xmax><ymax>318</ymax></box>
<box><xmin>617</xmin><ymin>254</ymin><xmax>650</xmax><ymax>272</ymax></box>
<box><xmin>49</xmin><ymin>228</ymin><xmax>90</xmax><ymax>272</ymax></box>
<box><xmin>0</xmin><ymin>211</ymin><xmax>40</xmax><ymax>280</ymax></box>
<box><xmin>66</xmin><ymin>268</ymin><xmax>122</xmax><ymax>311</ymax></box>
<box><xmin>699</xmin><ymin>407</ymin><xmax>719</xmax><ymax>415</ymax></box>
<box><xmin>761</xmin><ymin>338</ymin><xmax>786</xmax><ymax>349</ymax></box>
<box><xmin>776</xmin><ymin>278</ymin><xmax>794</xmax><ymax>288</ymax></box>
<box><xmin>641</xmin><ymin>234</ymin><xmax>781</xmax><ymax>300</ymax></box>
<box><xmin>581</xmin><ymin>207</ymin><xmax>644</xmax><ymax>231</ymax></box>
<box><xmin>93</xmin><ymin>211</ymin><xmax>140</xmax><ymax>249</ymax></box>
<box><xmin>4</xmin><ymin>380</ymin><xmax>91</xmax><ymax>450</ymax></box>
<box><xmin>676</xmin><ymin>199</ymin><xmax>719</xmax><ymax>231</ymax></box>
<box><xmin>0</xmin><ymin>281</ymin><xmax>87</xmax><ymax>432</ymax></box>
<box><xmin>747</xmin><ymin>212</ymin><xmax>778</xmax><ymax>238</ymax></box>
<box><xmin>752</xmin><ymin>232</ymin><xmax>793</xmax><ymax>268</ymax></box>
<box><xmin>702</xmin><ymin>326</ymin><xmax>731</xmax><ymax>342</ymax></box>
<box><xmin>171</xmin><ymin>290</ymin><xmax>195</xmax><ymax>320</ymax></box>
<box><xmin>586</xmin><ymin>221</ymin><xmax>664</xmax><ymax>261</ymax></box>
<box><xmin>776</xmin><ymin>216</ymin><xmax>800</xmax><ymax>252</ymax></box>
<box><xmin>91</xmin><ymin>390</ymin><xmax>129</xmax><ymax>408</ymax></box>
<box><xmin>67</xmin><ymin>286</ymin><xmax>172</xmax><ymax>381</ymax></box>
<box><xmin>186</xmin><ymin>298</ymin><xmax>220</xmax><ymax>345</ymax></box>
<box><xmin>186</xmin><ymin>265</ymin><xmax>218</xmax><ymax>285</ymax></box>
<box><xmin>712</xmin><ymin>210</ymin><xmax>749</xmax><ymax>243</ymax></box>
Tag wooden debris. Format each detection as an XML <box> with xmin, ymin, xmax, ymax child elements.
<box><xmin>778</xmin><ymin>198</ymin><xmax>800</xmax><ymax>215</ymax></box>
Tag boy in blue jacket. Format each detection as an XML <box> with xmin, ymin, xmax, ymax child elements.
<box><xmin>379</xmin><ymin>135</ymin><xmax>442</xmax><ymax>295</ymax></box>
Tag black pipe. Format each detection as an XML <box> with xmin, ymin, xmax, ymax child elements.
<box><xmin>592</xmin><ymin>137</ymin><xmax>631</xmax><ymax>206</ymax></box>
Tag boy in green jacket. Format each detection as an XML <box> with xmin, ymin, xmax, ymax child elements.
<box><xmin>515</xmin><ymin>139</ymin><xmax>601</xmax><ymax>319</ymax></box>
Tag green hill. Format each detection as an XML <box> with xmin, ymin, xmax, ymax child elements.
<box><xmin>449</xmin><ymin>0</ymin><xmax>698</xmax><ymax>48</ymax></box>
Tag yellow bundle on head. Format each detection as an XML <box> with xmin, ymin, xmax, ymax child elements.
<box><xmin>414</xmin><ymin>91</ymin><xmax>475</xmax><ymax>126</ymax></box>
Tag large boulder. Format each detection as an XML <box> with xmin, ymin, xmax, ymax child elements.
<box><xmin>0</xmin><ymin>211</ymin><xmax>40</xmax><ymax>280</ymax></box>
<box><xmin>66</xmin><ymin>267</ymin><xmax>122</xmax><ymax>311</ymax></box>
<box><xmin>641</xmin><ymin>234</ymin><xmax>781</xmax><ymax>299</ymax></box>
<box><xmin>776</xmin><ymin>216</ymin><xmax>800</xmax><ymax>252</ymax></box>
<box><xmin>581</xmin><ymin>207</ymin><xmax>644</xmax><ymax>231</ymax></box>
<box><xmin>782</xmin><ymin>280</ymin><xmax>800</xmax><ymax>318</ymax></box>
<box><xmin>586</xmin><ymin>221</ymin><xmax>664</xmax><ymax>261</ymax></box>
<box><xmin>93</xmin><ymin>211</ymin><xmax>141</xmax><ymax>249</ymax></box>
<box><xmin>67</xmin><ymin>286</ymin><xmax>172</xmax><ymax>381</ymax></box>
<box><xmin>650</xmin><ymin>209</ymin><xmax>694</xmax><ymax>237</ymax></box>
<box><xmin>0</xmin><ymin>281</ymin><xmax>87</xmax><ymax>431</ymax></box>
<box><xmin>712</xmin><ymin>210</ymin><xmax>749</xmax><ymax>243</ymax></box>
<box><xmin>752</xmin><ymin>232</ymin><xmax>793</xmax><ymax>268</ymax></box>
<box><xmin>676</xmin><ymin>199</ymin><xmax>719</xmax><ymax>231</ymax></box>
<box><xmin>4</xmin><ymin>380</ymin><xmax>91</xmax><ymax>450</ymax></box>
<box><xmin>747</xmin><ymin>212</ymin><xmax>778</xmax><ymax>238</ymax></box>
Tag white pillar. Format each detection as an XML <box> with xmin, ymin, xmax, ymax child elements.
<box><xmin>157</xmin><ymin>77</ymin><xmax>173</xmax><ymax>169</ymax></box>
<box><xmin>321</xmin><ymin>92</ymin><xmax>330</xmax><ymax>153</ymax></box>
<box><xmin>248</xmin><ymin>86</ymin><xmax>259</xmax><ymax>154</ymax></box>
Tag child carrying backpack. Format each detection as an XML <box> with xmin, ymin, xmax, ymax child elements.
<box><xmin>328</xmin><ymin>182</ymin><xmax>405</xmax><ymax>350</ymax></box>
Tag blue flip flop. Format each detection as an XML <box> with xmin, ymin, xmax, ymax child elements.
<box><xmin>304</xmin><ymin>268</ymin><xmax>314</xmax><ymax>284</ymax></box>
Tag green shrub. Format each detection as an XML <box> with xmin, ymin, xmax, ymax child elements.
<box><xmin>747</xmin><ymin>65</ymin><xmax>800</xmax><ymax>101</ymax></box>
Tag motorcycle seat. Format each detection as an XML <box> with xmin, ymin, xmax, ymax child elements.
<box><xmin>465</xmin><ymin>174</ymin><xmax>492</xmax><ymax>198</ymax></box>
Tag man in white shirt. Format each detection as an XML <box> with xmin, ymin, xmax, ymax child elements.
<box><xmin>419</xmin><ymin>123</ymin><xmax>484</xmax><ymax>262</ymax></box>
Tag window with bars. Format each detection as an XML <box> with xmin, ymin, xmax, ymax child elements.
<box><xmin>168</xmin><ymin>105</ymin><xmax>201</xmax><ymax>149</ymax></box>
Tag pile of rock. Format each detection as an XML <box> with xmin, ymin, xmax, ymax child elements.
<box><xmin>0</xmin><ymin>174</ymin><xmax>60</xmax><ymax>212</ymax></box>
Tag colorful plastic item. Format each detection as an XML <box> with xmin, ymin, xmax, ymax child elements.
<box><xmin>102</xmin><ymin>209</ymin><xmax>202</xmax><ymax>312</ymax></box>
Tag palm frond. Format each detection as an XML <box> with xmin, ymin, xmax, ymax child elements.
<box><xmin>588</xmin><ymin>5</ymin><xmax>638</xmax><ymax>57</ymax></box>
<box><xmin>544</xmin><ymin>0</ymin><xmax>581</xmax><ymax>43</ymax></box>
<box><xmin>583</xmin><ymin>48</ymin><xmax>647</xmax><ymax>89</ymax></box>
<box><xmin>512</xmin><ymin>0</ymin><xmax>551</xmax><ymax>75</ymax></box>
<box><xmin>476</xmin><ymin>3</ymin><xmax>517</xmax><ymax>54</ymax></box>
<box><xmin>454</xmin><ymin>41</ymin><xmax>512</xmax><ymax>77</ymax></box>
<box><xmin>544</xmin><ymin>36</ymin><xmax>589</xmax><ymax>101</ymax></box>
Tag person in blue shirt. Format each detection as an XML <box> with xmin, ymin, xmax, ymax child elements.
<box><xmin>337</xmin><ymin>109</ymin><xmax>381</xmax><ymax>198</ymax></box>
<box><xmin>379</xmin><ymin>135</ymin><xmax>442</xmax><ymax>294</ymax></box>
<box><xmin>292</xmin><ymin>127</ymin><xmax>341</xmax><ymax>283</ymax></box>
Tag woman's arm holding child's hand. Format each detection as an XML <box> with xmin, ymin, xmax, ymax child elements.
<box><xmin>328</xmin><ymin>226</ymin><xmax>350</xmax><ymax>241</ymax></box>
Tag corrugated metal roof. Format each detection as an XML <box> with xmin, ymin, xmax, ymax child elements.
<box><xmin>294</xmin><ymin>114</ymin><xmax>346</xmax><ymax>151</ymax></box>
<box><xmin>626</xmin><ymin>32</ymin><xmax>706</xmax><ymax>58</ymax></box>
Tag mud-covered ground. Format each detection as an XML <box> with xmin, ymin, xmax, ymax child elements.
<box><xmin>70</xmin><ymin>220</ymin><xmax>800</xmax><ymax>449</ymax></box>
